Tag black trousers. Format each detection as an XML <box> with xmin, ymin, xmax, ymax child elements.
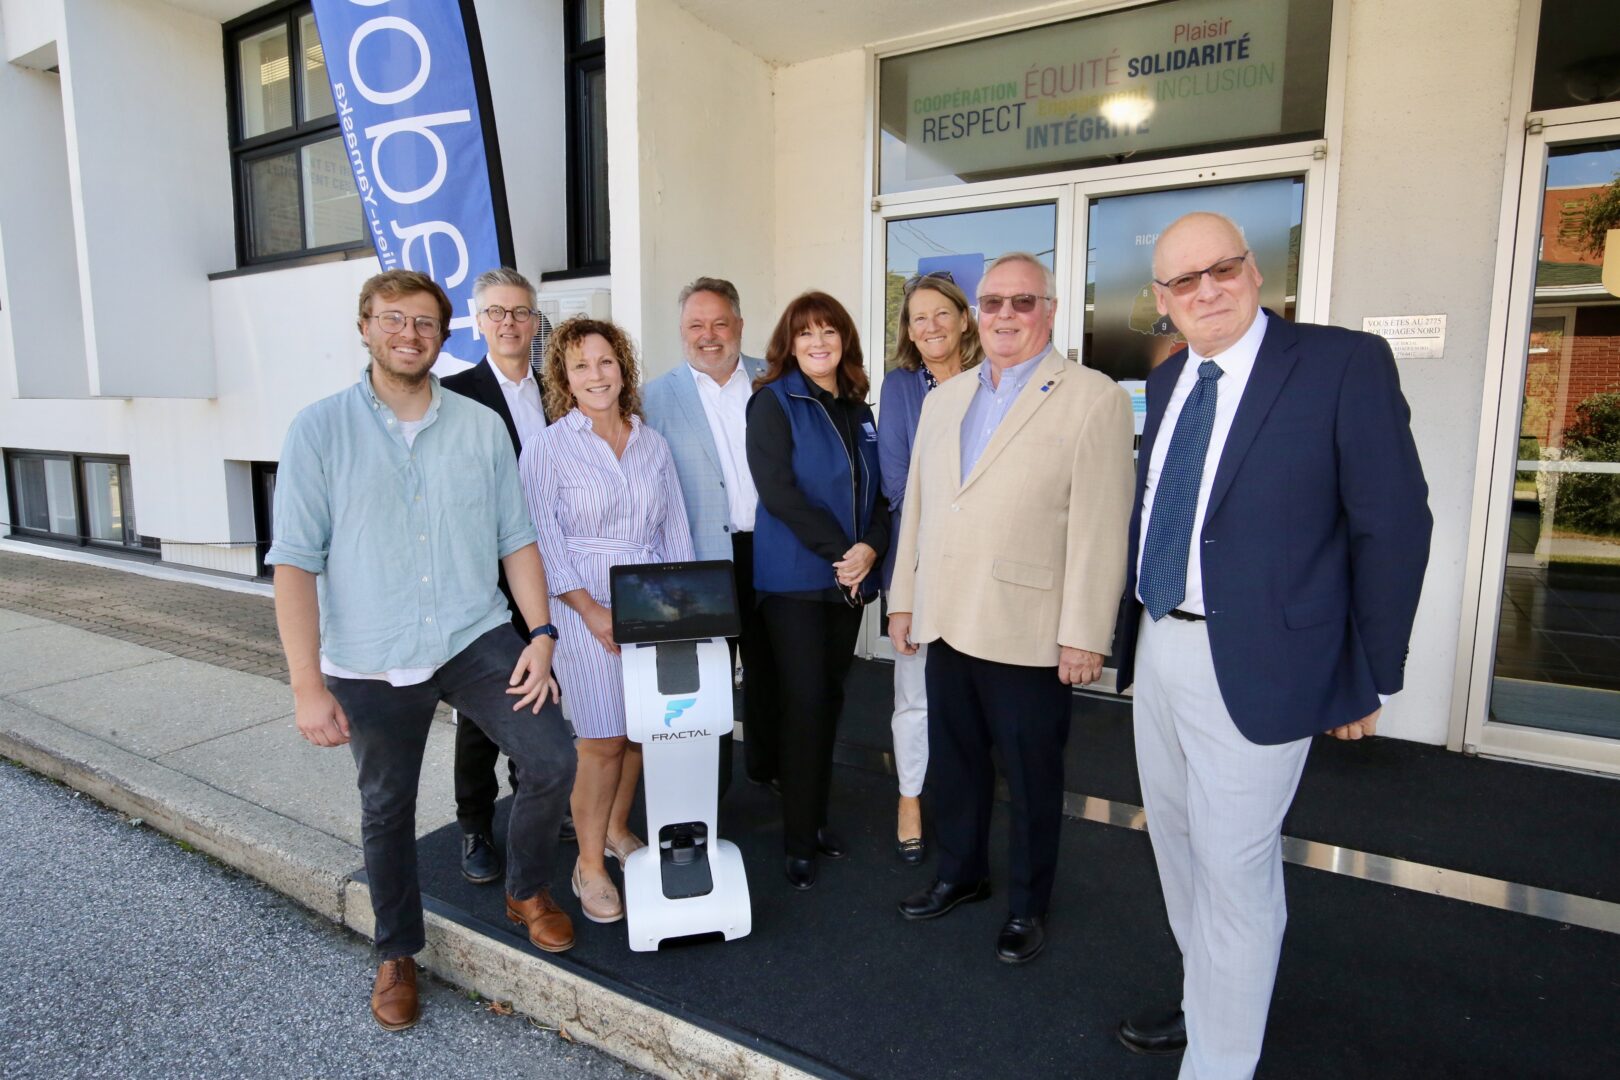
<box><xmin>731</xmin><ymin>531</ymin><xmax>781</xmax><ymax>789</ymax></box>
<box><xmin>453</xmin><ymin>618</ymin><xmax>524</xmax><ymax>835</ymax></box>
<box><xmin>925</xmin><ymin>638</ymin><xmax>1071</xmax><ymax>917</ymax></box>
<box><xmin>759</xmin><ymin>594</ymin><xmax>864</xmax><ymax>859</ymax></box>
<box><xmin>328</xmin><ymin>625</ymin><xmax>576</xmax><ymax>959</ymax></box>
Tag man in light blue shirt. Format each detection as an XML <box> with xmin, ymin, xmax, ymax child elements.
<box><xmin>267</xmin><ymin>270</ymin><xmax>577</xmax><ymax>1032</ymax></box>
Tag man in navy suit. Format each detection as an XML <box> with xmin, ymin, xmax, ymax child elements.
<box><xmin>1111</xmin><ymin>213</ymin><xmax>1431</xmax><ymax>1078</ymax></box>
<box><xmin>642</xmin><ymin>277</ymin><xmax>771</xmax><ymax>796</ymax></box>
<box><xmin>441</xmin><ymin>268</ymin><xmax>570</xmax><ymax>883</ymax></box>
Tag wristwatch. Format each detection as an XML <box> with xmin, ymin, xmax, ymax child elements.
<box><xmin>529</xmin><ymin>623</ymin><xmax>559</xmax><ymax>641</ymax></box>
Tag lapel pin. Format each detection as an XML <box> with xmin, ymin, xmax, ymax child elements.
<box><xmin>1039</xmin><ymin>380</ymin><xmax>1055</xmax><ymax>393</ymax></box>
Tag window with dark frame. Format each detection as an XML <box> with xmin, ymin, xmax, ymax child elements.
<box><xmin>4</xmin><ymin>449</ymin><xmax>148</xmax><ymax>553</ymax></box>
<box><xmin>226</xmin><ymin>1</ymin><xmax>368</xmax><ymax>266</ymax></box>
<box><xmin>251</xmin><ymin>462</ymin><xmax>279</xmax><ymax>578</ymax></box>
<box><xmin>563</xmin><ymin>0</ymin><xmax>610</xmax><ymax>273</ymax></box>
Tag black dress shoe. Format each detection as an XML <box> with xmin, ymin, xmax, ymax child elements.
<box><xmin>995</xmin><ymin>914</ymin><xmax>1045</xmax><ymax>964</ymax></box>
<box><xmin>557</xmin><ymin>812</ymin><xmax>576</xmax><ymax>844</ymax></box>
<box><xmin>897</xmin><ymin>877</ymin><xmax>992</xmax><ymax>920</ymax></box>
<box><xmin>460</xmin><ymin>831</ymin><xmax>502</xmax><ymax>885</ymax></box>
<box><xmin>1117</xmin><ymin>1007</ymin><xmax>1186</xmax><ymax>1055</ymax></box>
<box><xmin>784</xmin><ymin>855</ymin><xmax>818</xmax><ymax>890</ymax></box>
<box><xmin>748</xmin><ymin>774</ymin><xmax>782</xmax><ymax>795</ymax></box>
<box><xmin>896</xmin><ymin>836</ymin><xmax>927</xmax><ymax>865</ymax></box>
<box><xmin>815</xmin><ymin>828</ymin><xmax>847</xmax><ymax>859</ymax></box>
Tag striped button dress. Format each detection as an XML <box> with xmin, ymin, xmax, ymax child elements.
<box><xmin>520</xmin><ymin>409</ymin><xmax>695</xmax><ymax>738</ymax></box>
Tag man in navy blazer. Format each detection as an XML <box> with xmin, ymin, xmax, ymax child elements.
<box><xmin>642</xmin><ymin>277</ymin><xmax>772</xmax><ymax>795</ymax></box>
<box><xmin>440</xmin><ymin>268</ymin><xmax>569</xmax><ymax>884</ymax></box>
<box><xmin>1111</xmin><ymin>213</ymin><xmax>1431</xmax><ymax>1078</ymax></box>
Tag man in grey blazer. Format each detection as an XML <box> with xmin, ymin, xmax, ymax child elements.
<box><xmin>642</xmin><ymin>277</ymin><xmax>775</xmax><ymax>795</ymax></box>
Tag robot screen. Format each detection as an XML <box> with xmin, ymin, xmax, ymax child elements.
<box><xmin>609</xmin><ymin>560</ymin><xmax>742</xmax><ymax>645</ymax></box>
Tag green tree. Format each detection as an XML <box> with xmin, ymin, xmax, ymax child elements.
<box><xmin>1559</xmin><ymin>171</ymin><xmax>1620</xmax><ymax>259</ymax></box>
<box><xmin>1552</xmin><ymin>390</ymin><xmax>1620</xmax><ymax>536</ymax></box>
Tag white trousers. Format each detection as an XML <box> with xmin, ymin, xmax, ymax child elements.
<box><xmin>1133</xmin><ymin>614</ymin><xmax>1311</xmax><ymax>1080</ymax></box>
<box><xmin>891</xmin><ymin>642</ymin><xmax>929</xmax><ymax>798</ymax></box>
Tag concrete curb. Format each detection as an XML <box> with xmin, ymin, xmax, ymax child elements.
<box><xmin>344</xmin><ymin>882</ymin><xmax>814</xmax><ymax>1080</ymax></box>
<box><xmin>0</xmin><ymin>699</ymin><xmax>816</xmax><ymax>1080</ymax></box>
<box><xmin>0</xmin><ymin>701</ymin><xmax>358</xmax><ymax>921</ymax></box>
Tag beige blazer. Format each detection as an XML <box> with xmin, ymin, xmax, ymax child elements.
<box><xmin>887</xmin><ymin>348</ymin><xmax>1134</xmax><ymax>667</ymax></box>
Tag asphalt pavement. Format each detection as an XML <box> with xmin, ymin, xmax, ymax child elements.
<box><xmin>0</xmin><ymin>760</ymin><xmax>644</xmax><ymax>1080</ymax></box>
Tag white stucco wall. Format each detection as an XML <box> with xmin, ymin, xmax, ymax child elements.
<box><xmin>613</xmin><ymin>0</ymin><xmax>774</xmax><ymax>376</ymax></box>
<box><xmin>0</xmin><ymin>30</ymin><xmax>88</xmax><ymax>399</ymax></box>
<box><xmin>60</xmin><ymin>0</ymin><xmax>233</xmax><ymax>399</ymax></box>
<box><xmin>1326</xmin><ymin>0</ymin><xmax>1522</xmax><ymax>744</ymax></box>
<box><xmin>0</xmin><ymin>0</ymin><xmax>60</xmax><ymax>62</ymax></box>
<box><xmin>480</xmin><ymin>0</ymin><xmax>568</xmax><ymax>281</ymax></box>
<box><xmin>771</xmin><ymin>49</ymin><xmax>868</xmax><ymax>327</ymax></box>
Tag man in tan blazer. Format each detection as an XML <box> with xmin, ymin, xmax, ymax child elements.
<box><xmin>888</xmin><ymin>251</ymin><xmax>1134</xmax><ymax>964</ymax></box>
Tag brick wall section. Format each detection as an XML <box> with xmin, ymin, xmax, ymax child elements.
<box><xmin>1520</xmin><ymin>305</ymin><xmax>1620</xmax><ymax>446</ymax></box>
<box><xmin>0</xmin><ymin>550</ymin><xmax>289</xmax><ymax>682</ymax></box>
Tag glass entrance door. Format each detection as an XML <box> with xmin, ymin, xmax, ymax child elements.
<box><xmin>1484</xmin><ymin>141</ymin><xmax>1620</xmax><ymax>746</ymax></box>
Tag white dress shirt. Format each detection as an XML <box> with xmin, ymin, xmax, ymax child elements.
<box><xmin>488</xmin><ymin>357</ymin><xmax>547</xmax><ymax>451</ymax></box>
<box><xmin>1136</xmin><ymin>310</ymin><xmax>1268</xmax><ymax>616</ymax></box>
<box><xmin>688</xmin><ymin>361</ymin><xmax>758</xmax><ymax>532</ymax></box>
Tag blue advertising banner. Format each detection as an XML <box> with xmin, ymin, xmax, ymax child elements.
<box><xmin>310</xmin><ymin>0</ymin><xmax>514</xmax><ymax>372</ymax></box>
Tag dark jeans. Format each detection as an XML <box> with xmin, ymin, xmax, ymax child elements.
<box><xmin>759</xmin><ymin>594</ymin><xmax>863</xmax><ymax>859</ymax></box>
<box><xmin>925</xmin><ymin>638</ymin><xmax>1071</xmax><ymax>917</ymax></box>
<box><xmin>732</xmin><ymin>531</ymin><xmax>781</xmax><ymax>788</ymax></box>
<box><xmin>453</xmin><ymin>620</ymin><xmax>525</xmax><ymax>835</ymax></box>
<box><xmin>328</xmin><ymin>625</ymin><xmax>576</xmax><ymax>959</ymax></box>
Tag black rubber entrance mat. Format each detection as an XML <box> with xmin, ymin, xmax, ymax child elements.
<box><xmin>834</xmin><ymin>660</ymin><xmax>1620</xmax><ymax>902</ymax></box>
<box><xmin>409</xmin><ymin>742</ymin><xmax>1620</xmax><ymax>1079</ymax></box>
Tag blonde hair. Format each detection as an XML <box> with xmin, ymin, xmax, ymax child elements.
<box><xmin>888</xmin><ymin>276</ymin><xmax>984</xmax><ymax>373</ymax></box>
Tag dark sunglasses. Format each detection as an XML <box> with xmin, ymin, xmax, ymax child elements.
<box><xmin>977</xmin><ymin>293</ymin><xmax>1053</xmax><ymax>315</ymax></box>
<box><xmin>903</xmin><ymin>269</ymin><xmax>956</xmax><ymax>292</ymax></box>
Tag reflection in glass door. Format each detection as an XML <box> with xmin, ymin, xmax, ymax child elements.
<box><xmin>1488</xmin><ymin>141</ymin><xmax>1620</xmax><ymax>741</ymax></box>
<box><xmin>882</xmin><ymin>203</ymin><xmax>1058</xmax><ymax>366</ymax></box>
<box><xmin>1082</xmin><ymin>177</ymin><xmax>1305</xmax><ymax>382</ymax></box>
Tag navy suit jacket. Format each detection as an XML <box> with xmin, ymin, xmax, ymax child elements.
<box><xmin>1113</xmin><ymin>313</ymin><xmax>1433</xmax><ymax>745</ymax></box>
<box><xmin>440</xmin><ymin>357</ymin><xmax>522</xmax><ymax>455</ymax></box>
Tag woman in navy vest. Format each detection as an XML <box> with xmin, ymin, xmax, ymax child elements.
<box><xmin>745</xmin><ymin>291</ymin><xmax>889</xmax><ymax>890</ymax></box>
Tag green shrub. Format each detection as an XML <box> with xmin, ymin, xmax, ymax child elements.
<box><xmin>1553</xmin><ymin>390</ymin><xmax>1620</xmax><ymax>536</ymax></box>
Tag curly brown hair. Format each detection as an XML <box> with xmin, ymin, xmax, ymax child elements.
<box><xmin>541</xmin><ymin>316</ymin><xmax>643</xmax><ymax>422</ymax></box>
<box><xmin>755</xmin><ymin>291</ymin><xmax>869</xmax><ymax>401</ymax></box>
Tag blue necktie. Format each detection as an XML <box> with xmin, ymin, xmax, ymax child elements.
<box><xmin>1140</xmin><ymin>360</ymin><xmax>1223</xmax><ymax>621</ymax></box>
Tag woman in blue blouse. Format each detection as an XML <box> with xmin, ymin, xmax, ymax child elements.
<box><xmin>746</xmin><ymin>291</ymin><xmax>889</xmax><ymax>890</ymax></box>
<box><xmin>878</xmin><ymin>272</ymin><xmax>982</xmax><ymax>864</ymax></box>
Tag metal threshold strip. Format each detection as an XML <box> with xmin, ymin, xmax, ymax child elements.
<box><xmin>1062</xmin><ymin>792</ymin><xmax>1620</xmax><ymax>936</ymax></box>
<box><xmin>830</xmin><ymin>742</ymin><xmax>1620</xmax><ymax>935</ymax></box>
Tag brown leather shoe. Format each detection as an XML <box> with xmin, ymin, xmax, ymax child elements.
<box><xmin>507</xmin><ymin>888</ymin><xmax>576</xmax><ymax>953</ymax></box>
<box><xmin>370</xmin><ymin>957</ymin><xmax>419</xmax><ymax>1031</ymax></box>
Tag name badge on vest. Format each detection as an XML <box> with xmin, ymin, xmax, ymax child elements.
<box><xmin>862</xmin><ymin>421</ymin><xmax>878</xmax><ymax>441</ymax></box>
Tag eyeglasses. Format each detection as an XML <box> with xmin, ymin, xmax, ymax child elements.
<box><xmin>977</xmin><ymin>293</ymin><xmax>1052</xmax><ymax>315</ymax></box>
<box><xmin>903</xmin><ymin>269</ymin><xmax>955</xmax><ymax>291</ymax></box>
<box><xmin>1154</xmin><ymin>252</ymin><xmax>1250</xmax><ymax>296</ymax></box>
<box><xmin>369</xmin><ymin>311</ymin><xmax>443</xmax><ymax>337</ymax></box>
<box><xmin>478</xmin><ymin>304</ymin><xmax>537</xmax><ymax>324</ymax></box>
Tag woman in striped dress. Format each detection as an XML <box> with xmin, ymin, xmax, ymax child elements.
<box><xmin>521</xmin><ymin>317</ymin><xmax>694</xmax><ymax>924</ymax></box>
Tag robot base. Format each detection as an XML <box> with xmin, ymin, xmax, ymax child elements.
<box><xmin>622</xmin><ymin>838</ymin><xmax>752</xmax><ymax>952</ymax></box>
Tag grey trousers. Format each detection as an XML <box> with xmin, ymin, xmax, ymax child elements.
<box><xmin>327</xmin><ymin>625</ymin><xmax>576</xmax><ymax>959</ymax></box>
<box><xmin>1133</xmin><ymin>613</ymin><xmax>1312</xmax><ymax>1080</ymax></box>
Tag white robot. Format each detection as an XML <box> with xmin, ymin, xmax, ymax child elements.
<box><xmin>610</xmin><ymin>561</ymin><xmax>752</xmax><ymax>951</ymax></box>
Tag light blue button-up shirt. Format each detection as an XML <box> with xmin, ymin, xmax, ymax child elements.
<box><xmin>959</xmin><ymin>346</ymin><xmax>1051</xmax><ymax>483</ymax></box>
<box><xmin>266</xmin><ymin>367</ymin><xmax>538</xmax><ymax>674</ymax></box>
